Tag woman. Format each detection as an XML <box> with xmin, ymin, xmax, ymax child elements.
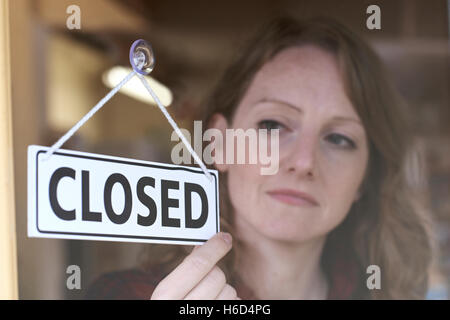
<box><xmin>86</xmin><ymin>16</ymin><xmax>433</xmax><ymax>300</ymax></box>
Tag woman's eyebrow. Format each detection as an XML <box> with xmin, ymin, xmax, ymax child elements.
<box><xmin>255</xmin><ymin>98</ymin><xmax>303</xmax><ymax>114</ymax></box>
<box><xmin>330</xmin><ymin>116</ymin><xmax>363</xmax><ymax>126</ymax></box>
<box><xmin>255</xmin><ymin>98</ymin><xmax>363</xmax><ymax>126</ymax></box>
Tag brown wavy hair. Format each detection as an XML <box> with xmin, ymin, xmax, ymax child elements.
<box><xmin>140</xmin><ymin>16</ymin><xmax>433</xmax><ymax>299</ymax></box>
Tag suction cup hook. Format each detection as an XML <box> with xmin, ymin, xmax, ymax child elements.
<box><xmin>129</xmin><ymin>39</ymin><xmax>155</xmax><ymax>75</ymax></box>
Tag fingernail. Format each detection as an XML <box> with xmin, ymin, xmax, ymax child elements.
<box><xmin>221</xmin><ymin>232</ymin><xmax>232</xmax><ymax>244</ymax></box>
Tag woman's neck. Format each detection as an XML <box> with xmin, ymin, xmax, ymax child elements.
<box><xmin>234</xmin><ymin>218</ymin><xmax>329</xmax><ymax>300</ymax></box>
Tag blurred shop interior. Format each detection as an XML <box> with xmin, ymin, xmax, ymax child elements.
<box><xmin>9</xmin><ymin>0</ymin><xmax>450</xmax><ymax>299</ymax></box>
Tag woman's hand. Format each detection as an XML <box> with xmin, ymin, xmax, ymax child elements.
<box><xmin>150</xmin><ymin>232</ymin><xmax>240</xmax><ymax>300</ymax></box>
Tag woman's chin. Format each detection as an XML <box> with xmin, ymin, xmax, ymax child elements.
<box><xmin>249</xmin><ymin>216</ymin><xmax>320</xmax><ymax>244</ymax></box>
<box><xmin>234</xmin><ymin>205</ymin><xmax>326</xmax><ymax>243</ymax></box>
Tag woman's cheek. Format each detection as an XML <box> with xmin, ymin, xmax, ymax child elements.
<box><xmin>319</xmin><ymin>147</ymin><xmax>368</xmax><ymax>207</ymax></box>
<box><xmin>227</xmin><ymin>163</ymin><xmax>261</xmax><ymax>216</ymax></box>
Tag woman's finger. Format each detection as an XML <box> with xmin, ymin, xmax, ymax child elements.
<box><xmin>184</xmin><ymin>266</ymin><xmax>226</xmax><ymax>300</ymax></box>
<box><xmin>151</xmin><ymin>232</ymin><xmax>232</xmax><ymax>299</ymax></box>
<box><xmin>215</xmin><ymin>284</ymin><xmax>238</xmax><ymax>300</ymax></box>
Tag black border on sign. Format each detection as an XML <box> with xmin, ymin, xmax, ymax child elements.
<box><xmin>35</xmin><ymin>149</ymin><xmax>219</xmax><ymax>243</ymax></box>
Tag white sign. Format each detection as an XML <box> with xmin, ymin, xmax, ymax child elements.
<box><xmin>28</xmin><ymin>145</ymin><xmax>219</xmax><ymax>245</ymax></box>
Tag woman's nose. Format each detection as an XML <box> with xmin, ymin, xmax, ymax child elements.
<box><xmin>285</xmin><ymin>133</ymin><xmax>317</xmax><ymax>178</ymax></box>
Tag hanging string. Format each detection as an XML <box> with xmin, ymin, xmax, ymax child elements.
<box><xmin>42</xmin><ymin>70</ymin><xmax>136</xmax><ymax>160</ymax></box>
<box><xmin>42</xmin><ymin>40</ymin><xmax>213</xmax><ymax>182</ymax></box>
<box><xmin>137</xmin><ymin>73</ymin><xmax>213</xmax><ymax>182</ymax></box>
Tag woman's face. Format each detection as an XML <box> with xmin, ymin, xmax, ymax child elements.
<box><xmin>212</xmin><ymin>45</ymin><xmax>369</xmax><ymax>243</ymax></box>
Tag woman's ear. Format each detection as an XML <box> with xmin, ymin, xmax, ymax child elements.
<box><xmin>206</xmin><ymin>113</ymin><xmax>230</xmax><ymax>173</ymax></box>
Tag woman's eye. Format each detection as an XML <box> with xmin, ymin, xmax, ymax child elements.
<box><xmin>325</xmin><ymin>133</ymin><xmax>356</xmax><ymax>149</ymax></box>
<box><xmin>257</xmin><ymin>119</ymin><xmax>286</xmax><ymax>131</ymax></box>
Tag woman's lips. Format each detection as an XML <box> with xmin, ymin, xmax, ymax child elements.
<box><xmin>266</xmin><ymin>189</ymin><xmax>319</xmax><ymax>207</ymax></box>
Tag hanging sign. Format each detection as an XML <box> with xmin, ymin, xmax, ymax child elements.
<box><xmin>28</xmin><ymin>145</ymin><xmax>219</xmax><ymax>245</ymax></box>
